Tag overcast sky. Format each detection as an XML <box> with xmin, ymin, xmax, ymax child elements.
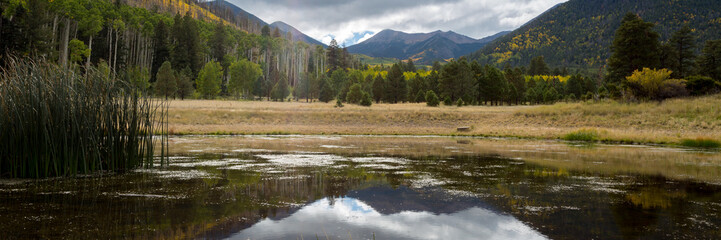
<box><xmin>226</xmin><ymin>0</ymin><xmax>567</xmax><ymax>46</ymax></box>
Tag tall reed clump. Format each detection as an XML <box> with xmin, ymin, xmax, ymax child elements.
<box><xmin>0</xmin><ymin>58</ymin><xmax>168</xmax><ymax>178</ymax></box>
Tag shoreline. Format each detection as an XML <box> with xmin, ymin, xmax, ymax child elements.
<box><xmin>166</xmin><ymin>95</ymin><xmax>721</xmax><ymax>149</ymax></box>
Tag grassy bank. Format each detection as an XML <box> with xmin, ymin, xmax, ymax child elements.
<box><xmin>166</xmin><ymin>94</ymin><xmax>721</xmax><ymax>146</ymax></box>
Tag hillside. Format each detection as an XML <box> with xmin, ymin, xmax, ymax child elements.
<box><xmin>348</xmin><ymin>29</ymin><xmax>508</xmax><ymax>64</ymax></box>
<box><xmin>269</xmin><ymin>22</ymin><xmax>326</xmax><ymax>47</ymax></box>
<box><xmin>202</xmin><ymin>0</ymin><xmax>325</xmax><ymax>46</ymax></box>
<box><xmin>468</xmin><ymin>0</ymin><xmax>721</xmax><ymax>68</ymax></box>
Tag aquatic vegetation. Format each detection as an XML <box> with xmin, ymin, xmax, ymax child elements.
<box><xmin>0</xmin><ymin>59</ymin><xmax>168</xmax><ymax>178</ymax></box>
<box><xmin>563</xmin><ymin>129</ymin><xmax>599</xmax><ymax>142</ymax></box>
<box><xmin>680</xmin><ymin>137</ymin><xmax>721</xmax><ymax>149</ymax></box>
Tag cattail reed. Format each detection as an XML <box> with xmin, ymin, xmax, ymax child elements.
<box><xmin>0</xmin><ymin>58</ymin><xmax>167</xmax><ymax>178</ymax></box>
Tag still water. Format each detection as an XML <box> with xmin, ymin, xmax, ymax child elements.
<box><xmin>1</xmin><ymin>135</ymin><xmax>720</xmax><ymax>239</ymax></box>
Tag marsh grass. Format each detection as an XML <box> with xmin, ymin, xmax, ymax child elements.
<box><xmin>0</xmin><ymin>58</ymin><xmax>168</xmax><ymax>178</ymax></box>
<box><xmin>164</xmin><ymin>94</ymin><xmax>721</xmax><ymax>145</ymax></box>
<box><xmin>563</xmin><ymin>129</ymin><xmax>599</xmax><ymax>142</ymax></box>
<box><xmin>680</xmin><ymin>137</ymin><xmax>721</xmax><ymax>149</ymax></box>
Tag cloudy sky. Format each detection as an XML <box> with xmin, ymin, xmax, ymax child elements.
<box><xmin>226</xmin><ymin>0</ymin><xmax>567</xmax><ymax>46</ymax></box>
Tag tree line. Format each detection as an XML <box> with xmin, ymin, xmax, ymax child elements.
<box><xmin>0</xmin><ymin>0</ymin><xmax>358</xmax><ymax>100</ymax></box>
<box><xmin>2</xmin><ymin>1</ymin><xmax>719</xmax><ymax>106</ymax></box>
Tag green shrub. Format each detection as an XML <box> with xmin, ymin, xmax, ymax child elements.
<box><xmin>456</xmin><ymin>98</ymin><xmax>465</xmax><ymax>107</ymax></box>
<box><xmin>425</xmin><ymin>90</ymin><xmax>440</xmax><ymax>107</ymax></box>
<box><xmin>360</xmin><ymin>92</ymin><xmax>373</xmax><ymax>106</ymax></box>
<box><xmin>346</xmin><ymin>83</ymin><xmax>363</xmax><ymax>104</ymax></box>
<box><xmin>680</xmin><ymin>138</ymin><xmax>721</xmax><ymax>149</ymax></box>
<box><xmin>563</xmin><ymin>129</ymin><xmax>599</xmax><ymax>142</ymax></box>
<box><xmin>685</xmin><ymin>76</ymin><xmax>720</xmax><ymax>96</ymax></box>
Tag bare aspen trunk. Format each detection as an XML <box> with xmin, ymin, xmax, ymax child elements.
<box><xmin>59</xmin><ymin>18</ymin><xmax>70</xmax><ymax>68</ymax></box>
<box><xmin>86</xmin><ymin>35</ymin><xmax>93</xmax><ymax>69</ymax></box>
<box><xmin>113</xmin><ymin>29</ymin><xmax>119</xmax><ymax>70</ymax></box>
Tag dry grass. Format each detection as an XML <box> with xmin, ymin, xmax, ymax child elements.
<box><xmin>166</xmin><ymin>94</ymin><xmax>721</xmax><ymax>145</ymax></box>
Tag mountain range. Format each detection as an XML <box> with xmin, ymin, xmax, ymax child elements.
<box><xmin>348</xmin><ymin>29</ymin><xmax>508</xmax><ymax>65</ymax></box>
<box><xmin>468</xmin><ymin>0</ymin><xmax>721</xmax><ymax>68</ymax></box>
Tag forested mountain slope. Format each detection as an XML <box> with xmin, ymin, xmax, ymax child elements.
<box><xmin>468</xmin><ymin>0</ymin><xmax>721</xmax><ymax>68</ymax></box>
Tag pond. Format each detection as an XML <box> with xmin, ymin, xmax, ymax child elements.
<box><xmin>1</xmin><ymin>135</ymin><xmax>720</xmax><ymax>239</ymax></box>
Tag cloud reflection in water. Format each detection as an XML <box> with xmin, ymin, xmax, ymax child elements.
<box><xmin>230</xmin><ymin>197</ymin><xmax>547</xmax><ymax>240</ymax></box>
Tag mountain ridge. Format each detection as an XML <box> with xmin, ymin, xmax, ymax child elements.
<box><xmin>269</xmin><ymin>21</ymin><xmax>326</xmax><ymax>47</ymax></box>
<box><xmin>204</xmin><ymin>0</ymin><xmax>325</xmax><ymax>46</ymax></box>
<box><xmin>348</xmin><ymin>29</ymin><xmax>509</xmax><ymax>64</ymax></box>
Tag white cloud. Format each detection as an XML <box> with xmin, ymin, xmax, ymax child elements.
<box><xmin>227</xmin><ymin>0</ymin><xmax>567</xmax><ymax>46</ymax></box>
<box><xmin>356</xmin><ymin>32</ymin><xmax>375</xmax><ymax>43</ymax></box>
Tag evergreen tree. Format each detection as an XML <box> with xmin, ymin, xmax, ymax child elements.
<box><xmin>346</xmin><ymin>83</ymin><xmax>363</xmax><ymax>104</ymax></box>
<box><xmin>425</xmin><ymin>90</ymin><xmax>440</xmax><ymax>107</ymax></box>
<box><xmin>176</xmin><ymin>68</ymin><xmax>194</xmax><ymax>100</ymax></box>
<box><xmin>154</xmin><ymin>61</ymin><xmax>176</xmax><ymax>100</ymax></box>
<box><xmin>669</xmin><ymin>24</ymin><xmax>697</xmax><ymax>78</ymax></box>
<box><xmin>405</xmin><ymin>58</ymin><xmax>416</xmax><ymax>72</ymax></box>
<box><xmin>360</xmin><ymin>92</ymin><xmax>373</xmax><ymax>107</ymax></box>
<box><xmin>318</xmin><ymin>78</ymin><xmax>335</xmax><ymax>103</ymax></box>
<box><xmin>270</xmin><ymin>75</ymin><xmax>289</xmax><ymax>101</ymax></box>
<box><xmin>440</xmin><ymin>59</ymin><xmax>473</xmax><ymax>102</ymax></box>
<box><xmin>505</xmin><ymin>67</ymin><xmax>526</xmax><ymax>105</ymax></box>
<box><xmin>172</xmin><ymin>12</ymin><xmax>201</xmax><ymax>77</ymax></box>
<box><xmin>408</xmin><ymin>73</ymin><xmax>426</xmax><ymax>103</ymax></box>
<box><xmin>697</xmin><ymin>40</ymin><xmax>721</xmax><ymax>81</ymax></box>
<box><xmin>330</xmin><ymin>69</ymin><xmax>348</xmax><ymax>97</ymax></box>
<box><xmin>151</xmin><ymin>20</ymin><xmax>170</xmax><ymax>83</ymax></box>
<box><xmin>566</xmin><ymin>74</ymin><xmax>584</xmax><ymax>98</ymax></box>
<box><xmin>483</xmin><ymin>65</ymin><xmax>507</xmax><ymax>106</ymax></box>
<box><xmin>528</xmin><ymin>56</ymin><xmax>550</xmax><ymax>76</ymax></box>
<box><xmin>607</xmin><ymin>13</ymin><xmax>661</xmax><ymax>83</ymax></box>
<box><xmin>372</xmin><ymin>74</ymin><xmax>385</xmax><ymax>103</ymax></box>
<box><xmin>210</xmin><ymin>22</ymin><xmax>227</xmax><ymax>62</ymax></box>
<box><xmin>196</xmin><ymin>61</ymin><xmax>223</xmax><ymax>99</ymax></box>
<box><xmin>327</xmin><ymin>39</ymin><xmax>341</xmax><ymax>72</ymax></box>
<box><xmin>386</xmin><ymin>63</ymin><xmax>407</xmax><ymax>103</ymax></box>
<box><xmin>415</xmin><ymin>90</ymin><xmax>426</xmax><ymax>103</ymax></box>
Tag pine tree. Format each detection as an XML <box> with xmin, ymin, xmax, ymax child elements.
<box><xmin>346</xmin><ymin>83</ymin><xmax>363</xmax><ymax>104</ymax></box>
<box><xmin>607</xmin><ymin>13</ymin><xmax>661</xmax><ymax>84</ymax></box>
<box><xmin>697</xmin><ymin>40</ymin><xmax>721</xmax><ymax>81</ymax></box>
<box><xmin>155</xmin><ymin>61</ymin><xmax>177</xmax><ymax>100</ymax></box>
<box><xmin>210</xmin><ymin>22</ymin><xmax>227</xmax><ymax>62</ymax></box>
<box><xmin>176</xmin><ymin>68</ymin><xmax>194</xmax><ymax>100</ymax></box>
<box><xmin>528</xmin><ymin>56</ymin><xmax>550</xmax><ymax>76</ymax></box>
<box><xmin>318</xmin><ymin>78</ymin><xmax>335</xmax><ymax>103</ymax></box>
<box><xmin>271</xmin><ymin>75</ymin><xmax>289</xmax><ymax>101</ymax></box>
<box><xmin>669</xmin><ymin>24</ymin><xmax>697</xmax><ymax>78</ymax></box>
<box><xmin>151</xmin><ymin>20</ymin><xmax>170</xmax><ymax>83</ymax></box>
<box><xmin>386</xmin><ymin>63</ymin><xmax>407</xmax><ymax>103</ymax></box>
<box><xmin>372</xmin><ymin>74</ymin><xmax>385</xmax><ymax>103</ymax></box>
<box><xmin>566</xmin><ymin>74</ymin><xmax>584</xmax><ymax>98</ymax></box>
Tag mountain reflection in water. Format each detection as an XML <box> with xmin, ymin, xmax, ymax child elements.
<box><xmin>231</xmin><ymin>196</ymin><xmax>546</xmax><ymax>240</ymax></box>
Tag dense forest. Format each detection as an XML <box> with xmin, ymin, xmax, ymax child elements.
<box><xmin>469</xmin><ymin>0</ymin><xmax>721</xmax><ymax>69</ymax></box>
<box><xmin>1</xmin><ymin>0</ymin><xmax>720</xmax><ymax>107</ymax></box>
